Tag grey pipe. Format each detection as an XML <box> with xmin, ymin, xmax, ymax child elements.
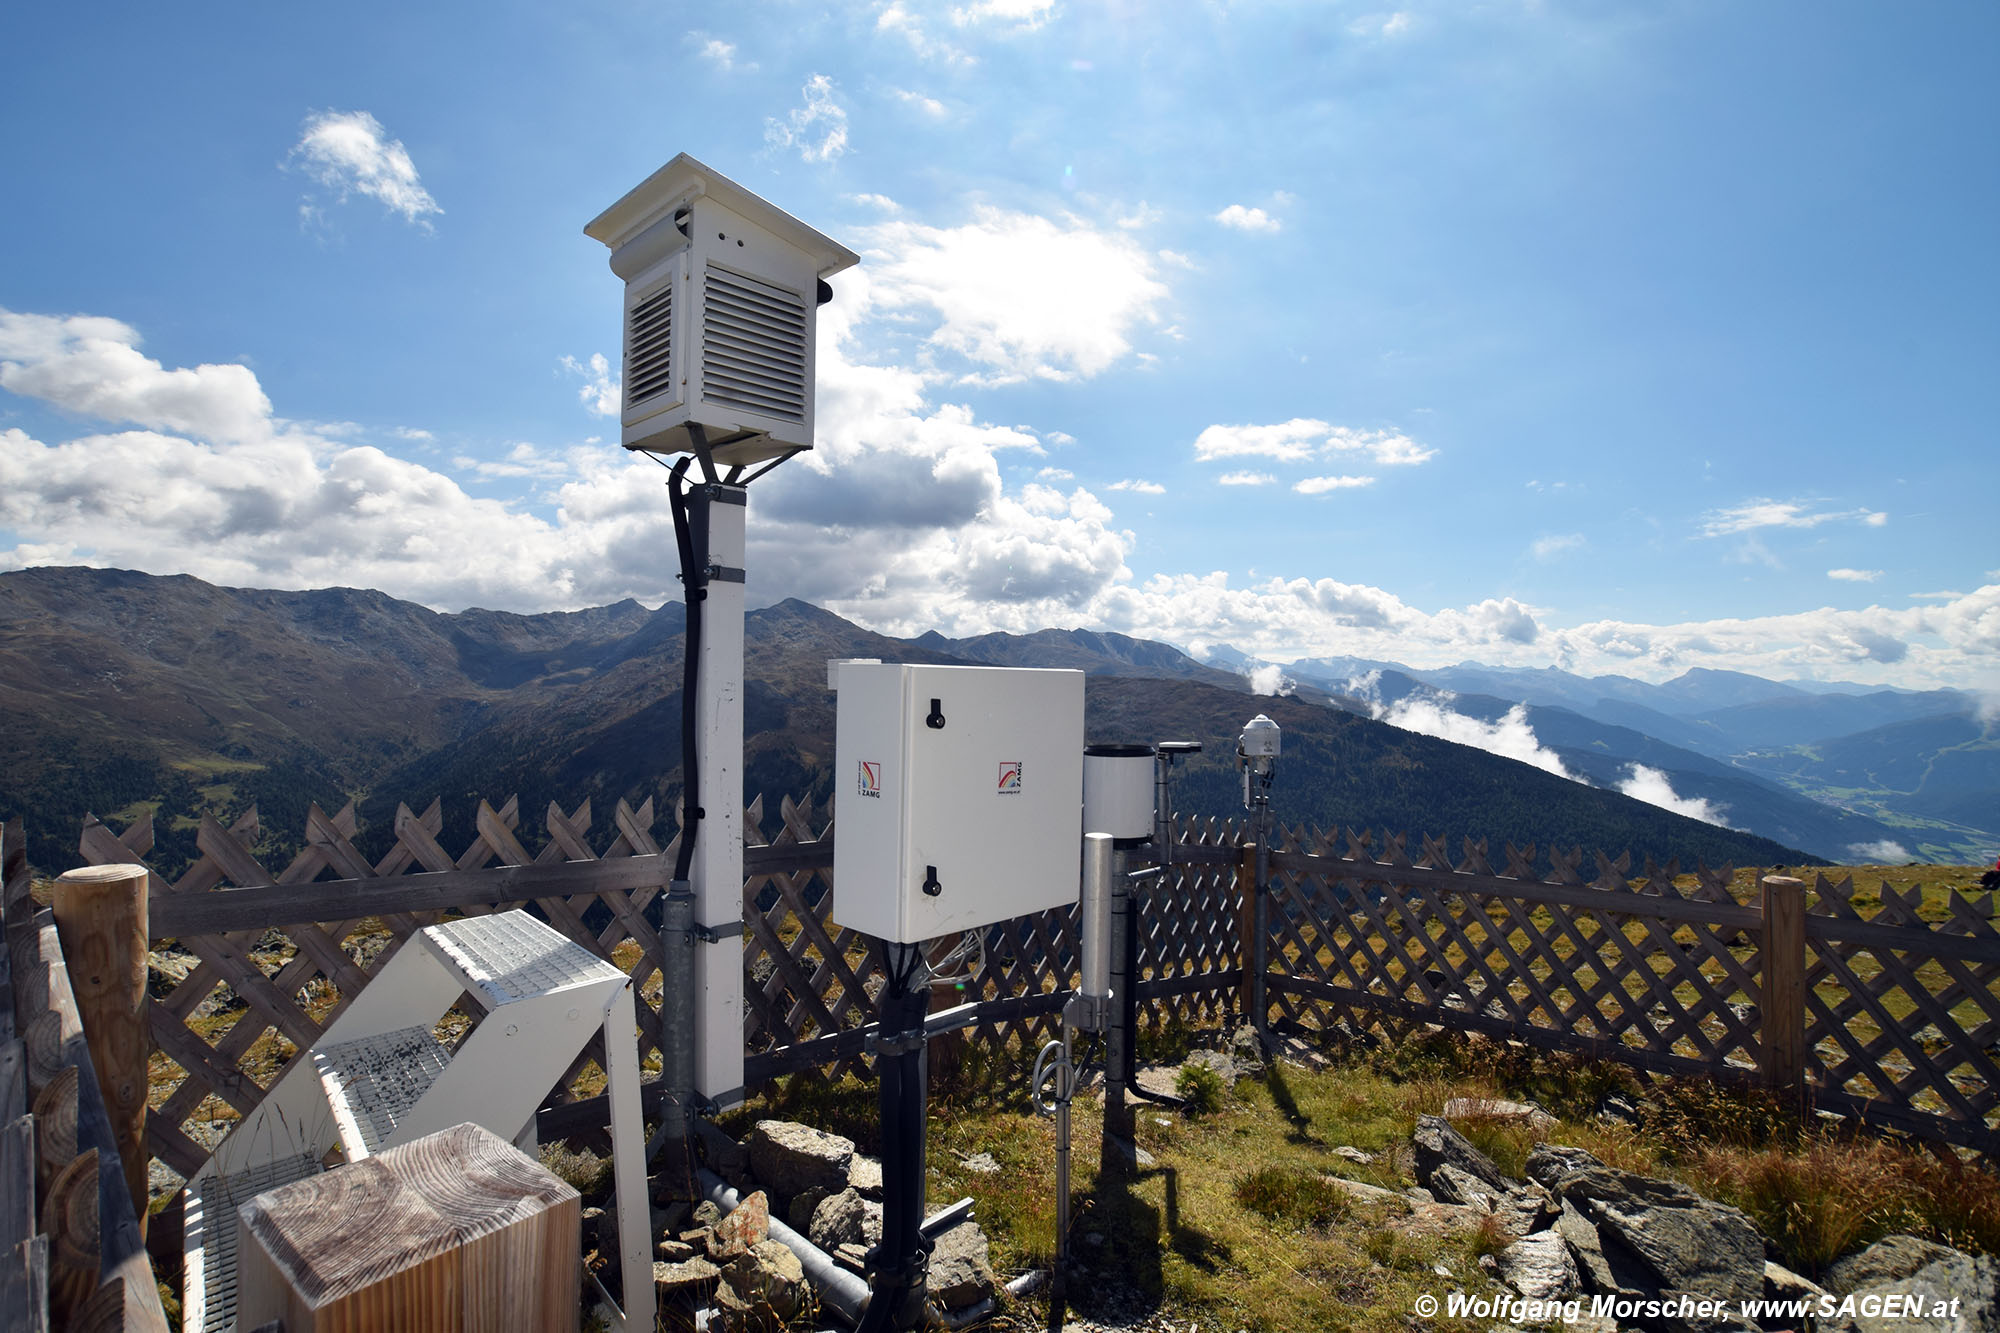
<box><xmin>660</xmin><ymin>883</ymin><xmax>698</xmax><ymax>1161</ymax></box>
<box><xmin>700</xmin><ymin>1167</ymin><xmax>871</xmax><ymax>1327</ymax></box>
<box><xmin>1079</xmin><ymin>833</ymin><xmax>1115</xmax><ymax>1022</ymax></box>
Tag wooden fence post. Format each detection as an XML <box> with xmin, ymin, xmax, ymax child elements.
<box><xmin>1759</xmin><ymin>874</ymin><xmax>1807</xmax><ymax>1107</ymax></box>
<box><xmin>1236</xmin><ymin>844</ymin><xmax>1257</xmax><ymax>1018</ymax></box>
<box><xmin>52</xmin><ymin>864</ymin><xmax>150</xmax><ymax>1238</ymax></box>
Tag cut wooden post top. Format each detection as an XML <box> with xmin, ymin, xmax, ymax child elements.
<box><xmin>54</xmin><ymin>864</ymin><xmax>148</xmax><ymax>887</ymax></box>
<box><xmin>1760</xmin><ymin>874</ymin><xmax>1806</xmax><ymax>888</ymax></box>
<box><xmin>238</xmin><ymin>1120</ymin><xmax>579</xmax><ymax>1308</ymax></box>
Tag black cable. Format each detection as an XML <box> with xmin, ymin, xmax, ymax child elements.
<box><xmin>667</xmin><ymin>457</ymin><xmax>703</xmax><ymax>883</ymax></box>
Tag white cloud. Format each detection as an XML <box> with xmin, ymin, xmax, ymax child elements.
<box><xmin>1531</xmin><ymin>533</ymin><xmax>1585</xmax><ymax>561</ymax></box>
<box><xmin>850</xmin><ymin>193</ymin><xmax>902</xmax><ymax>213</ymax></box>
<box><xmin>1350</xmin><ymin>677</ymin><xmax>1578</xmax><ymax>781</ymax></box>
<box><xmin>877</xmin><ymin>2</ymin><xmax>973</xmax><ymax>65</ymax></box>
<box><xmin>454</xmin><ymin>442</ymin><xmax>579</xmax><ymax>481</ymax></box>
<box><xmin>559</xmin><ymin>353</ymin><xmax>620</xmax><ymax>417</ymax></box>
<box><xmin>391</xmin><ymin>426</ymin><xmax>434</xmax><ymax>443</ymax></box>
<box><xmin>766</xmin><ymin>74</ymin><xmax>849</xmax><ymax>163</ymax></box>
<box><xmin>953</xmin><ymin>0</ymin><xmax>1056</xmax><ymax>26</ymax></box>
<box><xmin>1214</xmin><ymin>204</ymin><xmax>1281</xmax><ymax>233</ymax></box>
<box><xmin>1699</xmin><ymin>498</ymin><xmax>1888</xmax><ymax>538</ymax></box>
<box><xmin>1617</xmin><ymin>765</ymin><xmax>1731</xmax><ymax>827</ymax></box>
<box><xmin>694</xmin><ymin>37</ymin><xmax>752</xmax><ymax>71</ymax></box>
<box><xmin>1350</xmin><ymin>12</ymin><xmax>1411</xmax><ymax>37</ymax></box>
<box><xmin>1107</xmin><ymin>479</ymin><xmax>1164</xmax><ymax>495</ymax></box>
<box><xmin>1847</xmin><ymin>840</ymin><xmax>1912</xmax><ymax>863</ymax></box>
<box><xmin>1294</xmin><ymin>475</ymin><xmax>1373</xmax><ymax>495</ymax></box>
<box><xmin>0</xmin><ymin>309</ymin><xmax>272</xmax><ymax>444</ymax></box>
<box><xmin>288</xmin><ymin>110</ymin><xmax>441</xmax><ymax>229</ymax></box>
<box><xmin>1217</xmin><ymin>471</ymin><xmax>1274</xmax><ymax>487</ymax></box>
<box><xmin>1194</xmin><ymin>418</ymin><xmax>1325</xmax><ymax>462</ymax></box>
<box><xmin>858</xmin><ymin>206</ymin><xmax>1168</xmax><ymax>383</ymax></box>
<box><xmin>893</xmin><ymin>88</ymin><xmax>949</xmax><ymax>118</ymax></box>
<box><xmin>6</xmin><ymin>297</ymin><xmax>1997</xmax><ymax>694</ymax></box>
<box><xmin>1246</xmin><ymin>664</ymin><xmax>1291</xmax><ymax>696</ymax></box>
<box><xmin>1036</xmin><ymin>466</ymin><xmax>1073</xmax><ymax>480</ymax></box>
<box><xmin>1193</xmin><ymin>419</ymin><xmax>1433</xmax><ymax>469</ymax></box>
<box><xmin>1828</xmin><ymin>568</ymin><xmax>1882</xmax><ymax>583</ymax></box>
<box><xmin>1156</xmin><ymin>249</ymin><xmax>1196</xmax><ymax>270</ymax></box>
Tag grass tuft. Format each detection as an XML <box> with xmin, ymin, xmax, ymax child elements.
<box><xmin>1176</xmin><ymin>1061</ymin><xmax>1226</xmax><ymax>1116</ymax></box>
<box><xmin>1232</xmin><ymin>1165</ymin><xmax>1351</xmax><ymax>1230</ymax></box>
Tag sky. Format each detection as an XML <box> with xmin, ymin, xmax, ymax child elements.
<box><xmin>2</xmin><ymin>0</ymin><xmax>1996</xmax><ymax>693</ymax></box>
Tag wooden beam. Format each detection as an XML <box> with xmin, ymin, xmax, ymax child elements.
<box><xmin>148</xmin><ymin>853</ymin><xmax>674</xmax><ymax>938</ymax></box>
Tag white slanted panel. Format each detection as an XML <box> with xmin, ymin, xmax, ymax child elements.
<box><xmin>379</xmin><ymin>912</ymin><xmax>626</xmax><ymax>1150</ymax></box>
<box><xmin>182</xmin><ymin>1152</ymin><xmax>321</xmax><ymax>1333</ymax></box>
<box><xmin>193</xmin><ymin>930</ymin><xmax>468</xmax><ymax>1183</ymax></box>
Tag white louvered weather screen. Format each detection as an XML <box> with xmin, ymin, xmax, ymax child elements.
<box><xmin>701</xmin><ymin>264</ymin><xmax>807</xmax><ymax>422</ymax></box>
<box><xmin>624</xmin><ymin>282</ymin><xmax>675</xmax><ymax>409</ymax></box>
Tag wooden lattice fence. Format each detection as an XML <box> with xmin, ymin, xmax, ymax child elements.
<box><xmin>1256</xmin><ymin>822</ymin><xmax>2000</xmax><ymax>1156</ymax></box>
<box><xmin>38</xmin><ymin>795</ymin><xmax>2000</xmax><ymax>1188</ymax></box>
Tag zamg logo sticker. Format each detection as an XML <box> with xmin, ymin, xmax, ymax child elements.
<box><xmin>858</xmin><ymin>760</ymin><xmax>883</xmax><ymax>798</ymax></box>
<box><xmin>997</xmin><ymin>761</ymin><xmax>1023</xmax><ymax>794</ymax></box>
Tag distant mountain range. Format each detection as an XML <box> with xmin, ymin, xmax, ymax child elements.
<box><xmin>2</xmin><ymin>567</ymin><xmax>1985</xmax><ymax>881</ymax></box>
<box><xmin>1214</xmin><ymin>649</ymin><xmax>1997</xmax><ymax>865</ymax></box>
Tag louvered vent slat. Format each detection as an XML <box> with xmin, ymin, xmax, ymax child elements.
<box><xmin>624</xmin><ymin>283</ymin><xmax>675</xmax><ymax>408</ymax></box>
<box><xmin>702</xmin><ymin>264</ymin><xmax>807</xmax><ymax>421</ymax></box>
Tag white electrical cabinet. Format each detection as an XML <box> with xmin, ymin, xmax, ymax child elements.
<box><xmin>832</xmin><ymin>662</ymin><xmax>1084</xmax><ymax>943</ymax></box>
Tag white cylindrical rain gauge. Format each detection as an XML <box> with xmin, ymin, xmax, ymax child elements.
<box><xmin>1082</xmin><ymin>743</ymin><xmax>1155</xmax><ymax>842</ymax></box>
<box><xmin>585</xmin><ymin>155</ymin><xmax>860</xmax><ymax>468</ymax></box>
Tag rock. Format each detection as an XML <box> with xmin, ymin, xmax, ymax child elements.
<box><xmin>1184</xmin><ymin>1048</ymin><xmax>1239</xmax><ymax>1087</ymax></box>
<box><xmin>1444</xmin><ymin>1096</ymin><xmax>1559</xmax><ymax>1133</ymax></box>
<box><xmin>745</xmin><ymin>1120</ymin><xmax>855</xmax><ymax>1210</ymax></box>
<box><xmin>928</xmin><ymin>1222</ymin><xmax>998</xmax><ymax>1310</ymax></box>
<box><xmin>847</xmin><ymin>1153</ymin><xmax>884</xmax><ymax>1198</ymax></box>
<box><xmin>1825</xmin><ymin>1235</ymin><xmax>1964</xmax><ymax>1297</ymax></box>
<box><xmin>809</xmin><ymin>1187</ymin><xmax>882</xmax><ymax>1252</ymax></box>
<box><xmin>1429</xmin><ymin>1161</ymin><xmax>1506</xmax><ymax>1211</ymax></box>
<box><xmin>959</xmin><ymin>1151</ymin><xmax>1000</xmax><ymax>1174</ymax></box>
<box><xmin>1319</xmin><ymin>1174</ymin><xmax>1408</xmax><ymax>1208</ymax></box>
<box><xmin>1333</xmin><ymin>1146</ymin><xmax>1376</xmax><ymax>1165</ymax></box>
<box><xmin>656</xmin><ymin>1237</ymin><xmax>696</xmax><ymax>1262</ymax></box>
<box><xmin>580</xmin><ymin>1206</ymin><xmax>606</xmax><ymax>1247</ymax></box>
<box><xmin>1227</xmin><ymin>1023</ymin><xmax>1266</xmax><ymax>1075</ymax></box>
<box><xmin>1497</xmin><ymin>1230</ymin><xmax>1581</xmax><ymax>1301</ymax></box>
<box><xmin>1412</xmin><ymin>1115</ymin><xmax>1510</xmax><ymax>1197</ymax></box>
<box><xmin>1491</xmin><ymin>1182</ymin><xmax>1559</xmax><ymax>1238</ymax></box>
<box><xmin>692</xmin><ymin>1200</ymin><xmax>724</xmax><ymax>1230</ymax></box>
<box><xmin>652</xmin><ymin>1254</ymin><xmax>721</xmax><ymax>1304</ymax></box>
<box><xmin>1531</xmin><ymin>1145</ymin><xmax>1764</xmax><ymax>1329</ymax></box>
<box><xmin>649</xmin><ymin>1195</ymin><xmax>692</xmax><ymax>1231</ymax></box>
<box><xmin>788</xmin><ymin>1185</ymin><xmax>830</xmax><ymax>1235</ymax></box>
<box><xmin>1822</xmin><ymin>1251</ymin><xmax>2000</xmax><ymax>1333</ymax></box>
<box><xmin>710</xmin><ymin>1189</ymin><xmax>770</xmax><ymax>1259</ymax></box>
<box><xmin>833</xmin><ymin>1242</ymin><xmax>869</xmax><ymax>1274</ymax></box>
<box><xmin>715</xmin><ymin>1240</ymin><xmax>810</xmax><ymax>1328</ymax></box>
<box><xmin>1765</xmin><ymin>1259</ymin><xmax>1827</xmax><ymax>1303</ymax></box>
<box><xmin>1388</xmin><ymin>1199</ymin><xmax>1487</xmax><ymax>1240</ymax></box>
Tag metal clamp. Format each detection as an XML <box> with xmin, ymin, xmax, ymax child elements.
<box><xmin>865</xmin><ymin>1026</ymin><xmax>930</xmax><ymax>1057</ymax></box>
<box><xmin>691</xmin><ymin>919</ymin><xmax>743</xmax><ymax>944</ymax></box>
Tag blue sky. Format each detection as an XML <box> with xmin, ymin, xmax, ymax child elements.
<box><xmin>2</xmin><ymin>1</ymin><xmax>1995</xmax><ymax>691</ymax></box>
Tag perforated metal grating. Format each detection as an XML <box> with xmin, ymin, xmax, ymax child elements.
<box><xmin>424</xmin><ymin>910</ymin><xmax>622</xmax><ymax>1007</ymax></box>
<box><xmin>312</xmin><ymin>1025</ymin><xmax>451</xmax><ymax>1156</ymax></box>
<box><xmin>187</xmin><ymin>1153</ymin><xmax>321</xmax><ymax>1333</ymax></box>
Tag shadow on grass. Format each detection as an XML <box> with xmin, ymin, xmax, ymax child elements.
<box><xmin>1057</xmin><ymin>1149</ymin><xmax>1233</xmax><ymax>1328</ymax></box>
<box><xmin>1265</xmin><ymin>1060</ymin><xmax>1327</xmax><ymax>1147</ymax></box>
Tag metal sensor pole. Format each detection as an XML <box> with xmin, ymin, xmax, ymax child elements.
<box><xmin>1238</xmin><ymin>715</ymin><xmax>1280</xmax><ymax>1037</ymax></box>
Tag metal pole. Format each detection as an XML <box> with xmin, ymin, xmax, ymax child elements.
<box><xmin>694</xmin><ymin>484</ymin><xmax>747</xmax><ymax>1109</ymax></box>
<box><xmin>1252</xmin><ymin>799</ymin><xmax>1271</xmax><ymax>1035</ymax></box>
<box><xmin>1102</xmin><ymin>854</ymin><xmax>1133</xmax><ymax>1155</ymax></box>
<box><xmin>653</xmin><ymin>882</ymin><xmax>697</xmax><ymax>1181</ymax></box>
